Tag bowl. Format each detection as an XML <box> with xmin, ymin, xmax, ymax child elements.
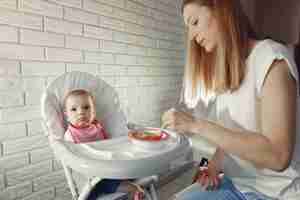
<box><xmin>128</xmin><ymin>128</ymin><xmax>169</xmax><ymax>150</ymax></box>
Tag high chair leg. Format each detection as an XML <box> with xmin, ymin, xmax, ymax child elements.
<box><xmin>143</xmin><ymin>189</ymin><xmax>152</xmax><ymax>200</ymax></box>
<box><xmin>149</xmin><ymin>183</ymin><xmax>158</xmax><ymax>200</ymax></box>
<box><xmin>62</xmin><ymin>161</ymin><xmax>79</xmax><ymax>199</ymax></box>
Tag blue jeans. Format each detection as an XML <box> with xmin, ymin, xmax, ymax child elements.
<box><xmin>86</xmin><ymin>179</ymin><xmax>123</xmax><ymax>200</ymax></box>
<box><xmin>175</xmin><ymin>176</ymin><xmax>269</xmax><ymax>200</ymax></box>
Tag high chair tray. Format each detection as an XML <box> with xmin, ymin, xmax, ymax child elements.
<box><xmin>50</xmin><ymin>128</ymin><xmax>192</xmax><ymax>179</ymax></box>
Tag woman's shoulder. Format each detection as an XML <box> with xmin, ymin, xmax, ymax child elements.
<box><xmin>249</xmin><ymin>39</ymin><xmax>299</xmax><ymax>96</ymax></box>
<box><xmin>253</xmin><ymin>39</ymin><xmax>288</xmax><ymax>56</ymax></box>
<box><xmin>248</xmin><ymin>39</ymin><xmax>295</xmax><ymax>68</ymax></box>
<box><xmin>252</xmin><ymin>39</ymin><xmax>290</xmax><ymax>57</ymax></box>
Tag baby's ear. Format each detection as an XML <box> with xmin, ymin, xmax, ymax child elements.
<box><xmin>63</xmin><ymin>110</ymin><xmax>68</xmax><ymax>119</ymax></box>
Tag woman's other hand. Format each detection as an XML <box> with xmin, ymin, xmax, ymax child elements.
<box><xmin>161</xmin><ymin>108</ymin><xmax>198</xmax><ymax>134</ymax></box>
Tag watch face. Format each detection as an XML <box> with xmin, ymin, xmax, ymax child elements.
<box><xmin>128</xmin><ymin>128</ymin><xmax>169</xmax><ymax>142</ymax></box>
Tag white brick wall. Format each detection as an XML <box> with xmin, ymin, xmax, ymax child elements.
<box><xmin>0</xmin><ymin>0</ymin><xmax>184</xmax><ymax>199</ymax></box>
<box><xmin>46</xmin><ymin>47</ymin><xmax>83</xmax><ymax>62</ymax></box>
<box><xmin>30</xmin><ymin>147</ymin><xmax>53</xmax><ymax>163</ymax></box>
<box><xmin>0</xmin><ymin>43</ymin><xmax>44</xmax><ymax>60</ymax></box>
<box><xmin>126</xmin><ymin>0</ymin><xmax>148</xmax><ymax>15</ymax></box>
<box><xmin>20</xmin><ymin>29</ymin><xmax>65</xmax><ymax>47</ymax></box>
<box><xmin>19</xmin><ymin>0</ymin><xmax>64</xmax><ymax>18</ymax></box>
<box><xmin>0</xmin><ymin>123</ymin><xmax>27</xmax><ymax>141</ymax></box>
<box><xmin>0</xmin><ymin>8</ymin><xmax>43</xmax><ymax>30</ymax></box>
<box><xmin>101</xmin><ymin>40</ymin><xmax>127</xmax><ymax>54</ymax></box>
<box><xmin>25</xmin><ymin>89</ymin><xmax>44</xmax><ymax>105</ymax></box>
<box><xmin>33</xmin><ymin>170</ymin><xmax>65</xmax><ymax>191</ymax></box>
<box><xmin>55</xmin><ymin>182</ymin><xmax>72</xmax><ymax>199</ymax></box>
<box><xmin>49</xmin><ymin>0</ymin><xmax>82</xmax><ymax>9</ymax></box>
<box><xmin>66</xmin><ymin>35</ymin><xmax>99</xmax><ymax>50</ymax></box>
<box><xmin>83</xmin><ymin>0</ymin><xmax>113</xmax><ymax>16</ymax></box>
<box><xmin>0</xmin><ymin>90</ymin><xmax>24</xmax><ymax>107</ymax></box>
<box><xmin>100</xmin><ymin>15</ymin><xmax>125</xmax><ymax>32</ymax></box>
<box><xmin>113</xmin><ymin>31</ymin><xmax>136</xmax><ymax>44</ymax></box>
<box><xmin>45</xmin><ymin>17</ymin><xmax>83</xmax><ymax>36</ymax></box>
<box><xmin>112</xmin><ymin>7</ymin><xmax>137</xmax><ymax>23</ymax></box>
<box><xmin>22</xmin><ymin>188</ymin><xmax>55</xmax><ymax>200</ymax></box>
<box><xmin>0</xmin><ymin>153</ymin><xmax>29</xmax><ymax>173</ymax></box>
<box><xmin>64</xmin><ymin>7</ymin><xmax>98</xmax><ymax>25</ymax></box>
<box><xmin>66</xmin><ymin>63</ymin><xmax>98</xmax><ymax>73</ymax></box>
<box><xmin>0</xmin><ymin>181</ymin><xmax>33</xmax><ymax>200</ymax></box>
<box><xmin>127</xmin><ymin>45</ymin><xmax>148</xmax><ymax>56</ymax></box>
<box><xmin>6</xmin><ymin>160</ymin><xmax>52</xmax><ymax>186</ymax></box>
<box><xmin>27</xmin><ymin>120</ymin><xmax>45</xmax><ymax>135</ymax></box>
<box><xmin>85</xmin><ymin>51</ymin><xmax>114</xmax><ymax>64</ymax></box>
<box><xmin>115</xmin><ymin>54</ymin><xmax>137</xmax><ymax>65</ymax></box>
<box><xmin>0</xmin><ymin>0</ymin><xmax>17</xmax><ymax>10</ymax></box>
<box><xmin>96</xmin><ymin>0</ymin><xmax>125</xmax><ymax>8</ymax></box>
<box><xmin>53</xmin><ymin>159</ymin><xmax>63</xmax><ymax>171</ymax></box>
<box><xmin>0</xmin><ymin>25</ymin><xmax>18</xmax><ymax>43</ymax></box>
<box><xmin>0</xmin><ymin>60</ymin><xmax>20</xmax><ymax>75</ymax></box>
<box><xmin>3</xmin><ymin>135</ymin><xmax>48</xmax><ymax>155</ymax></box>
<box><xmin>84</xmin><ymin>24</ymin><xmax>113</xmax><ymax>40</ymax></box>
<box><xmin>0</xmin><ymin>174</ymin><xmax>4</xmax><ymax>190</ymax></box>
<box><xmin>0</xmin><ymin>106</ymin><xmax>41</xmax><ymax>123</ymax></box>
<box><xmin>136</xmin><ymin>35</ymin><xmax>156</xmax><ymax>47</ymax></box>
<box><xmin>22</xmin><ymin>61</ymin><xmax>65</xmax><ymax>76</ymax></box>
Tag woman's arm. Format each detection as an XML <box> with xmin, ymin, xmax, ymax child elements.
<box><xmin>162</xmin><ymin>60</ymin><xmax>297</xmax><ymax>171</ymax></box>
<box><xmin>210</xmin><ymin>147</ymin><xmax>225</xmax><ymax>172</ymax></box>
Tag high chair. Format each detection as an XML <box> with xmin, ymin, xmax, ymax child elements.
<box><xmin>41</xmin><ymin>71</ymin><xmax>193</xmax><ymax>200</ymax></box>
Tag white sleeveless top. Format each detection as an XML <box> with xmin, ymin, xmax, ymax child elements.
<box><xmin>192</xmin><ymin>39</ymin><xmax>300</xmax><ymax>199</ymax></box>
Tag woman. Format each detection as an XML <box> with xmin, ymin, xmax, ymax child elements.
<box><xmin>161</xmin><ymin>0</ymin><xmax>300</xmax><ymax>199</ymax></box>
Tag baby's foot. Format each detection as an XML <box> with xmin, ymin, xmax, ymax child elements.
<box><xmin>129</xmin><ymin>182</ymin><xmax>144</xmax><ymax>200</ymax></box>
<box><xmin>133</xmin><ymin>190</ymin><xmax>144</xmax><ymax>200</ymax></box>
<box><xmin>117</xmin><ymin>181</ymin><xmax>145</xmax><ymax>200</ymax></box>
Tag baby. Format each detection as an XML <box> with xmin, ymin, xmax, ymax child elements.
<box><xmin>63</xmin><ymin>89</ymin><xmax>144</xmax><ymax>199</ymax></box>
<box><xmin>63</xmin><ymin>89</ymin><xmax>107</xmax><ymax>143</ymax></box>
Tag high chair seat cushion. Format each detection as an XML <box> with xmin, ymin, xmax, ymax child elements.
<box><xmin>41</xmin><ymin>71</ymin><xmax>128</xmax><ymax>140</ymax></box>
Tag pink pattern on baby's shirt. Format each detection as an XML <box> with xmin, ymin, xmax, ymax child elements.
<box><xmin>66</xmin><ymin>121</ymin><xmax>108</xmax><ymax>143</ymax></box>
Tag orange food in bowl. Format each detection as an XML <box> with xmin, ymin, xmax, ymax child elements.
<box><xmin>128</xmin><ymin>129</ymin><xmax>168</xmax><ymax>141</ymax></box>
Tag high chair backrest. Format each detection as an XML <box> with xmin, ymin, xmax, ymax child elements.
<box><xmin>41</xmin><ymin>71</ymin><xmax>128</xmax><ymax>140</ymax></box>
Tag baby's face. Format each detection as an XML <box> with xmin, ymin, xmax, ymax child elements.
<box><xmin>64</xmin><ymin>94</ymin><xmax>96</xmax><ymax>127</ymax></box>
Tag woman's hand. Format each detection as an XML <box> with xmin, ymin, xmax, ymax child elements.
<box><xmin>161</xmin><ymin>108</ymin><xmax>198</xmax><ymax>134</ymax></box>
<box><xmin>194</xmin><ymin>160</ymin><xmax>223</xmax><ymax>190</ymax></box>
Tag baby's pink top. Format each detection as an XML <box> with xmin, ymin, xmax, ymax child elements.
<box><xmin>65</xmin><ymin>120</ymin><xmax>108</xmax><ymax>143</ymax></box>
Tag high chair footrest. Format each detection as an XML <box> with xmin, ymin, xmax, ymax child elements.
<box><xmin>134</xmin><ymin>175</ymin><xmax>159</xmax><ymax>187</ymax></box>
<box><xmin>95</xmin><ymin>193</ymin><xmax>128</xmax><ymax>200</ymax></box>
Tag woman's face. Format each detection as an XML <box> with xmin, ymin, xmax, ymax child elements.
<box><xmin>183</xmin><ymin>3</ymin><xmax>220</xmax><ymax>52</ymax></box>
